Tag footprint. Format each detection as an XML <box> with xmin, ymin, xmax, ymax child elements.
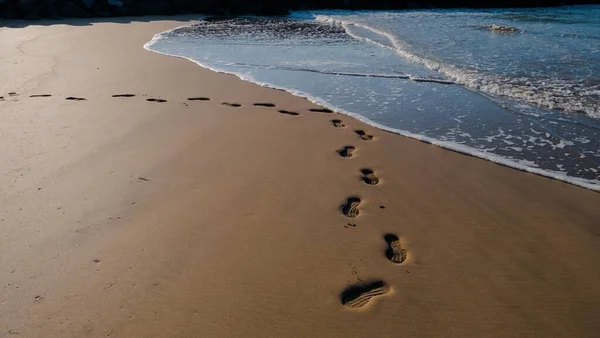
<box><xmin>147</xmin><ymin>98</ymin><xmax>167</xmax><ymax>103</ymax></box>
<box><xmin>30</xmin><ymin>94</ymin><xmax>52</xmax><ymax>98</ymax></box>
<box><xmin>112</xmin><ymin>94</ymin><xmax>135</xmax><ymax>98</ymax></box>
<box><xmin>222</xmin><ymin>102</ymin><xmax>242</xmax><ymax>107</ymax></box>
<box><xmin>342</xmin><ymin>197</ymin><xmax>361</xmax><ymax>218</ymax></box>
<box><xmin>355</xmin><ymin>130</ymin><xmax>374</xmax><ymax>141</ymax></box>
<box><xmin>66</xmin><ymin>97</ymin><xmax>86</xmax><ymax>101</ymax></box>
<box><xmin>341</xmin><ymin>281</ymin><xmax>390</xmax><ymax>309</ymax></box>
<box><xmin>384</xmin><ymin>234</ymin><xmax>407</xmax><ymax>264</ymax></box>
<box><xmin>360</xmin><ymin>169</ymin><xmax>379</xmax><ymax>185</ymax></box>
<box><xmin>309</xmin><ymin>108</ymin><xmax>333</xmax><ymax>113</ymax></box>
<box><xmin>338</xmin><ymin>146</ymin><xmax>355</xmax><ymax>158</ymax></box>
<box><xmin>187</xmin><ymin>97</ymin><xmax>210</xmax><ymax>101</ymax></box>
<box><xmin>332</xmin><ymin>119</ymin><xmax>345</xmax><ymax>128</ymax></box>
<box><xmin>253</xmin><ymin>103</ymin><xmax>276</xmax><ymax>107</ymax></box>
<box><xmin>278</xmin><ymin>110</ymin><xmax>300</xmax><ymax>116</ymax></box>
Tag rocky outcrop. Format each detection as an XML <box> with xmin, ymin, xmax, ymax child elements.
<box><xmin>1</xmin><ymin>0</ymin><xmax>599</xmax><ymax>21</ymax></box>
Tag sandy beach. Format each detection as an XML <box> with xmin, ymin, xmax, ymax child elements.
<box><xmin>1</xmin><ymin>17</ymin><xmax>600</xmax><ymax>337</ymax></box>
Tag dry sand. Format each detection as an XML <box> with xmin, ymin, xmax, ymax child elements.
<box><xmin>1</xmin><ymin>17</ymin><xmax>599</xmax><ymax>338</ymax></box>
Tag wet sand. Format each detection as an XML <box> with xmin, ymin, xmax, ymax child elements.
<box><xmin>1</xmin><ymin>17</ymin><xmax>599</xmax><ymax>337</ymax></box>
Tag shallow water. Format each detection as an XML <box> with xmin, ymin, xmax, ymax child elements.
<box><xmin>321</xmin><ymin>7</ymin><xmax>600</xmax><ymax>118</ymax></box>
<box><xmin>145</xmin><ymin>7</ymin><xmax>600</xmax><ymax>191</ymax></box>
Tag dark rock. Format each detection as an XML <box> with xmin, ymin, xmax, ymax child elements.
<box><xmin>109</xmin><ymin>4</ymin><xmax>133</xmax><ymax>15</ymax></box>
<box><xmin>18</xmin><ymin>0</ymin><xmax>46</xmax><ymax>18</ymax></box>
<box><xmin>170</xmin><ymin>0</ymin><xmax>200</xmax><ymax>12</ymax></box>
<box><xmin>133</xmin><ymin>0</ymin><xmax>171</xmax><ymax>15</ymax></box>
<box><xmin>106</xmin><ymin>0</ymin><xmax>123</xmax><ymax>7</ymax></box>
<box><xmin>93</xmin><ymin>9</ymin><xmax>111</xmax><ymax>16</ymax></box>
<box><xmin>58</xmin><ymin>1</ymin><xmax>90</xmax><ymax>17</ymax></box>
<box><xmin>407</xmin><ymin>1</ymin><xmax>427</xmax><ymax>8</ymax></box>
<box><xmin>81</xmin><ymin>0</ymin><xmax>95</xmax><ymax>8</ymax></box>
<box><xmin>1</xmin><ymin>1</ymin><xmax>22</xmax><ymax>19</ymax></box>
<box><xmin>23</xmin><ymin>11</ymin><xmax>42</xmax><ymax>19</ymax></box>
<box><xmin>41</xmin><ymin>0</ymin><xmax>61</xmax><ymax>18</ymax></box>
<box><xmin>17</xmin><ymin>0</ymin><xmax>37</xmax><ymax>11</ymax></box>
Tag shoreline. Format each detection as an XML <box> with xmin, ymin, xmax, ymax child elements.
<box><xmin>145</xmin><ymin>19</ymin><xmax>600</xmax><ymax>192</ymax></box>
<box><xmin>1</xmin><ymin>16</ymin><xmax>600</xmax><ymax>337</ymax></box>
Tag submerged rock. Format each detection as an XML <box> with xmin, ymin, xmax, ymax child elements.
<box><xmin>486</xmin><ymin>24</ymin><xmax>521</xmax><ymax>33</ymax></box>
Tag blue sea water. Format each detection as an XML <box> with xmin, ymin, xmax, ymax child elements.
<box><xmin>145</xmin><ymin>6</ymin><xmax>600</xmax><ymax>191</ymax></box>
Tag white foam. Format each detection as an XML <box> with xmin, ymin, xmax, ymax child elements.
<box><xmin>145</xmin><ymin>23</ymin><xmax>600</xmax><ymax>193</ymax></box>
<box><xmin>409</xmin><ymin>76</ymin><xmax>455</xmax><ymax>84</ymax></box>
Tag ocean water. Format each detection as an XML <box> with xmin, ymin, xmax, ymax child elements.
<box><xmin>145</xmin><ymin>6</ymin><xmax>600</xmax><ymax>191</ymax></box>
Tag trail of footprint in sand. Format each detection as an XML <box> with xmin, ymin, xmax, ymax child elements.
<box><xmin>309</xmin><ymin>108</ymin><xmax>333</xmax><ymax>113</ymax></box>
<box><xmin>355</xmin><ymin>130</ymin><xmax>374</xmax><ymax>141</ymax></box>
<box><xmin>384</xmin><ymin>234</ymin><xmax>407</xmax><ymax>264</ymax></box>
<box><xmin>332</xmin><ymin>119</ymin><xmax>345</xmax><ymax>128</ymax></box>
<box><xmin>361</xmin><ymin>169</ymin><xmax>379</xmax><ymax>185</ymax></box>
<box><xmin>278</xmin><ymin>110</ymin><xmax>300</xmax><ymax>116</ymax></box>
<box><xmin>342</xmin><ymin>197</ymin><xmax>361</xmax><ymax>218</ymax></box>
<box><xmin>253</xmin><ymin>103</ymin><xmax>276</xmax><ymax>107</ymax></box>
<box><xmin>338</xmin><ymin>146</ymin><xmax>356</xmax><ymax>158</ymax></box>
<box><xmin>341</xmin><ymin>281</ymin><xmax>390</xmax><ymax>309</ymax></box>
